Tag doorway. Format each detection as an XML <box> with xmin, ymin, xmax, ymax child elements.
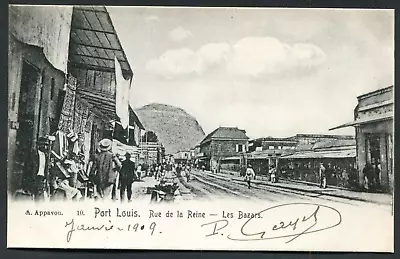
<box><xmin>15</xmin><ymin>61</ymin><xmax>40</xmax><ymax>175</ymax></box>
<box><xmin>365</xmin><ymin>133</ymin><xmax>384</xmax><ymax>188</ymax></box>
<box><xmin>366</xmin><ymin>133</ymin><xmax>381</xmax><ymax>165</ymax></box>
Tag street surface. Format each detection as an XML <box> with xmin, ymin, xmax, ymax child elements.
<box><xmin>128</xmin><ymin>169</ymin><xmax>392</xmax><ymax>215</ymax></box>
<box><xmin>175</xmin><ymin>169</ymin><xmax>392</xmax><ymax>213</ymax></box>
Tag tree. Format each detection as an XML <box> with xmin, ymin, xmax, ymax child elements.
<box><xmin>142</xmin><ymin>131</ymin><xmax>158</xmax><ymax>143</ymax></box>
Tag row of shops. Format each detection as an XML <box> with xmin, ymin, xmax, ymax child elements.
<box><xmin>216</xmin><ymin>137</ymin><xmax>359</xmax><ymax>189</ymax></box>
<box><xmin>8</xmin><ymin>6</ymin><xmax>146</xmax><ymax>196</ymax></box>
<box><xmin>194</xmin><ymin>86</ymin><xmax>394</xmax><ymax>193</ymax></box>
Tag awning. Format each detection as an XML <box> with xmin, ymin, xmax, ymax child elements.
<box><xmin>76</xmin><ymin>88</ymin><xmax>144</xmax><ymax>129</ymax></box>
<box><xmin>9</xmin><ymin>6</ymin><xmax>73</xmax><ymax>73</ymax></box>
<box><xmin>329</xmin><ymin>112</ymin><xmax>394</xmax><ymax>131</ymax></box>
<box><xmin>194</xmin><ymin>152</ymin><xmax>204</xmax><ymax>158</ymax></box>
<box><xmin>112</xmin><ymin>139</ymin><xmax>139</xmax><ymax>156</ymax></box>
<box><xmin>281</xmin><ymin>149</ymin><xmax>356</xmax><ymax>159</ymax></box>
<box><xmin>221</xmin><ymin>156</ymin><xmax>240</xmax><ymax>161</ymax></box>
<box><xmin>68</xmin><ymin>6</ymin><xmax>133</xmax><ymax>78</ymax></box>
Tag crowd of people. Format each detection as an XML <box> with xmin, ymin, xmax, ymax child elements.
<box><xmin>15</xmin><ymin>135</ymin><xmax>195</xmax><ymax>202</ymax></box>
<box><xmin>16</xmin><ymin>134</ymin><xmax>383</xmax><ymax>202</ymax></box>
<box><xmin>362</xmin><ymin>161</ymin><xmax>382</xmax><ymax>191</ymax></box>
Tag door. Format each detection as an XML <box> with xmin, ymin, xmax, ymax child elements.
<box><xmin>15</xmin><ymin>61</ymin><xmax>40</xmax><ymax>174</ymax></box>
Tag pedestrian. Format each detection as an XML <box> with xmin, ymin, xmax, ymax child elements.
<box><xmin>149</xmin><ymin>163</ymin><xmax>156</xmax><ymax>177</ymax></box>
<box><xmin>319</xmin><ymin>162</ymin><xmax>327</xmax><ymax>189</ymax></box>
<box><xmin>160</xmin><ymin>162</ymin><xmax>167</xmax><ymax>178</ymax></box>
<box><xmin>245</xmin><ymin>164</ymin><xmax>255</xmax><ymax>189</ymax></box>
<box><xmin>136</xmin><ymin>163</ymin><xmax>142</xmax><ymax>181</ymax></box>
<box><xmin>89</xmin><ymin>139</ymin><xmax>122</xmax><ymax>200</ymax></box>
<box><xmin>21</xmin><ymin>136</ymin><xmax>51</xmax><ymax>201</ymax></box>
<box><xmin>269</xmin><ymin>164</ymin><xmax>277</xmax><ymax>183</ymax></box>
<box><xmin>154</xmin><ymin>164</ymin><xmax>160</xmax><ymax>180</ymax></box>
<box><xmin>86</xmin><ymin>152</ymin><xmax>97</xmax><ymax>199</ymax></box>
<box><xmin>211</xmin><ymin>160</ymin><xmax>217</xmax><ymax>174</ymax></box>
<box><xmin>185</xmin><ymin>164</ymin><xmax>191</xmax><ymax>182</ymax></box>
<box><xmin>375</xmin><ymin>162</ymin><xmax>381</xmax><ymax>188</ymax></box>
<box><xmin>119</xmin><ymin>153</ymin><xmax>135</xmax><ymax>202</ymax></box>
<box><xmin>362</xmin><ymin>162</ymin><xmax>374</xmax><ymax>191</ymax></box>
<box><xmin>111</xmin><ymin>154</ymin><xmax>123</xmax><ymax>201</ymax></box>
<box><xmin>176</xmin><ymin>163</ymin><xmax>182</xmax><ymax>177</ymax></box>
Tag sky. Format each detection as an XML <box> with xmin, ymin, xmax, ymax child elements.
<box><xmin>107</xmin><ymin>7</ymin><xmax>394</xmax><ymax>139</ymax></box>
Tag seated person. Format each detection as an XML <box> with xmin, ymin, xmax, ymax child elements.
<box><xmin>50</xmin><ymin>159</ymin><xmax>83</xmax><ymax>201</ymax></box>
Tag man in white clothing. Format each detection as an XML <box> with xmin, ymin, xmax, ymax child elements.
<box><xmin>245</xmin><ymin>164</ymin><xmax>256</xmax><ymax>189</ymax></box>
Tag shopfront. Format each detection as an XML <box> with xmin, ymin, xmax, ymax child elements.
<box><xmin>331</xmin><ymin>85</ymin><xmax>394</xmax><ymax>192</ymax></box>
<box><xmin>356</xmin><ymin>120</ymin><xmax>393</xmax><ymax>192</ymax></box>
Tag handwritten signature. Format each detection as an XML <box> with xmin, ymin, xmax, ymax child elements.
<box><xmin>201</xmin><ymin>203</ymin><xmax>342</xmax><ymax>243</ymax></box>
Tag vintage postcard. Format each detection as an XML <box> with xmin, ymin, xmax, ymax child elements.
<box><xmin>7</xmin><ymin>5</ymin><xmax>394</xmax><ymax>251</ymax></box>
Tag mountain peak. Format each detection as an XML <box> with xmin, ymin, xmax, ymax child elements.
<box><xmin>135</xmin><ymin>103</ymin><xmax>205</xmax><ymax>154</ymax></box>
<box><xmin>138</xmin><ymin>103</ymin><xmax>186</xmax><ymax>113</ymax></box>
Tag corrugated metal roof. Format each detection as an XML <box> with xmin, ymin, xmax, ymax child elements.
<box><xmin>247</xmin><ymin>149</ymin><xmax>295</xmax><ymax>159</ymax></box>
<box><xmin>329</xmin><ymin>112</ymin><xmax>393</xmax><ymax>130</ymax></box>
<box><xmin>68</xmin><ymin>6</ymin><xmax>145</xmax><ymax>129</ymax></box>
<box><xmin>313</xmin><ymin>139</ymin><xmax>356</xmax><ymax>149</ymax></box>
<box><xmin>281</xmin><ymin>149</ymin><xmax>356</xmax><ymax>159</ymax></box>
<box><xmin>76</xmin><ymin>88</ymin><xmax>144</xmax><ymax>129</ymax></box>
<box><xmin>295</xmin><ymin>144</ymin><xmax>314</xmax><ymax>151</ymax></box>
<box><xmin>69</xmin><ymin>6</ymin><xmax>133</xmax><ymax>78</ymax></box>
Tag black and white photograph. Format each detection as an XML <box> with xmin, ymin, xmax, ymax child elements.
<box><xmin>7</xmin><ymin>5</ymin><xmax>394</xmax><ymax>251</ymax></box>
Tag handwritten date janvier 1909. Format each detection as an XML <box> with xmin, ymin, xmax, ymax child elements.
<box><xmin>202</xmin><ymin>203</ymin><xmax>342</xmax><ymax>243</ymax></box>
<box><xmin>63</xmin><ymin>203</ymin><xmax>341</xmax><ymax>244</ymax></box>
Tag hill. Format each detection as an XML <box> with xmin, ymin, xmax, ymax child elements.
<box><xmin>135</xmin><ymin>103</ymin><xmax>206</xmax><ymax>154</ymax></box>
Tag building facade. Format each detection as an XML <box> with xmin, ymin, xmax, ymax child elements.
<box><xmin>246</xmin><ymin>135</ymin><xmax>354</xmax><ymax>177</ymax></box>
<box><xmin>8</xmin><ymin>6</ymin><xmax>144</xmax><ymax>194</ymax></box>
<box><xmin>279</xmin><ymin>139</ymin><xmax>357</xmax><ymax>188</ymax></box>
<box><xmin>249</xmin><ymin>137</ymin><xmax>298</xmax><ymax>152</ymax></box>
<box><xmin>331</xmin><ymin>85</ymin><xmax>394</xmax><ymax>192</ymax></box>
<box><xmin>247</xmin><ymin>137</ymin><xmax>297</xmax><ymax>176</ymax></box>
<box><xmin>199</xmin><ymin>127</ymin><xmax>249</xmax><ymax>171</ymax></box>
<box><xmin>139</xmin><ymin>142</ymin><xmax>164</xmax><ymax>165</ymax></box>
<box><xmin>173</xmin><ymin>150</ymin><xmax>192</xmax><ymax>164</ymax></box>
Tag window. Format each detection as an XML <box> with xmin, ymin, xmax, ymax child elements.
<box><xmin>236</xmin><ymin>144</ymin><xmax>246</xmax><ymax>153</ymax></box>
<box><xmin>278</xmin><ymin>146</ymin><xmax>282</xmax><ymax>149</ymax></box>
<box><xmin>269</xmin><ymin>145</ymin><xmax>274</xmax><ymax>150</ymax></box>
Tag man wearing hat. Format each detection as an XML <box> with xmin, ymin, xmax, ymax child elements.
<box><xmin>319</xmin><ymin>162</ymin><xmax>327</xmax><ymax>189</ymax></box>
<box><xmin>245</xmin><ymin>164</ymin><xmax>256</xmax><ymax>189</ymax></box>
<box><xmin>89</xmin><ymin>139</ymin><xmax>122</xmax><ymax>200</ymax></box>
<box><xmin>20</xmin><ymin>136</ymin><xmax>50</xmax><ymax>200</ymax></box>
<box><xmin>119</xmin><ymin>152</ymin><xmax>136</xmax><ymax>201</ymax></box>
